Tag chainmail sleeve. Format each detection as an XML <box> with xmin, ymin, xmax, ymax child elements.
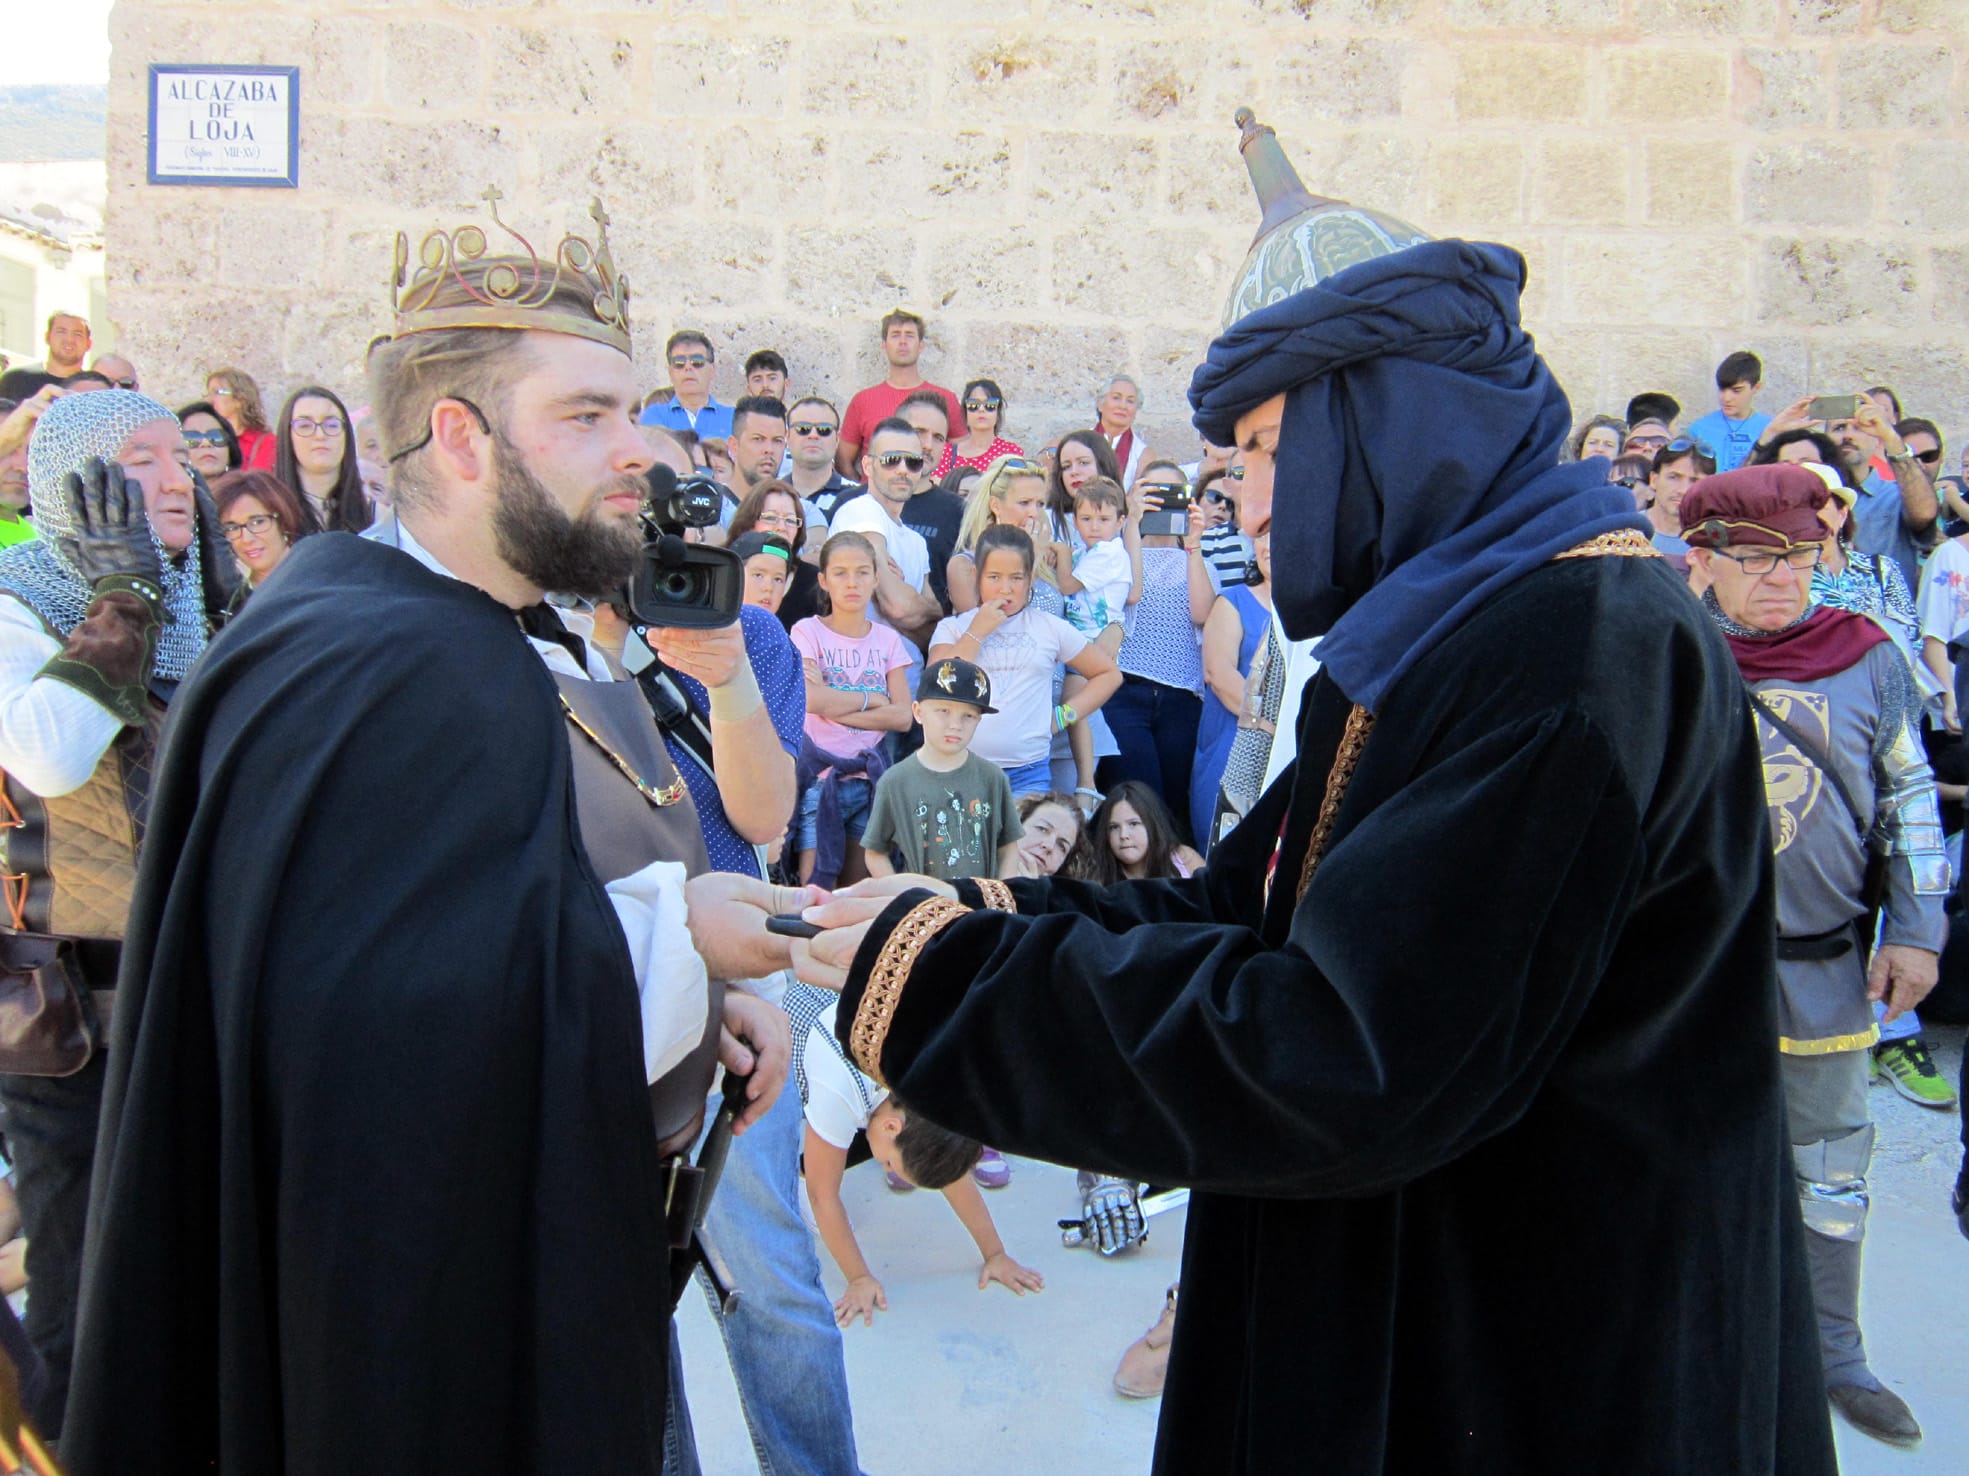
<box><xmin>1869</xmin><ymin>644</ymin><xmax>1950</xmax><ymax>949</ymax></box>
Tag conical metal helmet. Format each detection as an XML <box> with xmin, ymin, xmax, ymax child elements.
<box><xmin>1220</xmin><ymin>108</ymin><xmax>1432</xmax><ymax>331</ymax></box>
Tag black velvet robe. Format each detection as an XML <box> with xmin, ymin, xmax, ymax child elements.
<box><xmin>841</xmin><ymin>554</ymin><xmax>1836</xmax><ymax>1473</ymax></box>
<box><xmin>65</xmin><ymin>536</ymin><xmax>672</xmax><ymax>1475</ymax></box>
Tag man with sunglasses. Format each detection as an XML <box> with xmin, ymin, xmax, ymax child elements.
<box><xmin>89</xmin><ymin>355</ymin><xmax>139</xmax><ymax>393</ymax></box>
<box><xmin>785</xmin><ymin>396</ymin><xmax>861</xmax><ymax>539</ymax></box>
<box><xmin>828</xmin><ymin>418</ymin><xmax>942</xmax><ymax>648</ymax></box>
<box><xmin>1641</xmin><ymin>435</ymin><xmax>1716</xmax><ymax>571</ymax></box>
<box><xmin>639</xmin><ymin>329</ymin><xmax>735</xmax><ymax>443</ymax></box>
<box><xmin>1685</xmin><ymin>464</ymin><xmax>1945</xmax><ymax>1452</ymax></box>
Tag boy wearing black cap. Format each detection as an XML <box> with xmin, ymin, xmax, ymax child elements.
<box><xmin>861</xmin><ymin>656</ymin><xmax>1022</xmax><ymax>880</ymax></box>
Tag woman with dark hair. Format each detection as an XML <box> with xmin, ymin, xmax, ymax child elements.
<box><xmin>729</xmin><ymin>479</ymin><xmax>821</xmax><ymax>628</ymax></box>
<box><xmin>176</xmin><ymin>401</ymin><xmax>241</xmax><ymax>482</ymax></box>
<box><xmin>204</xmin><ymin>367</ymin><xmax>277</xmax><ymax>470</ymax></box>
<box><xmin>1087</xmin><ymin>780</ymin><xmax>1201</xmax><ymax>884</ymax></box>
<box><xmin>1013</xmin><ymin>793</ymin><xmax>1091</xmax><ymax>879</ymax></box>
<box><xmin>275</xmin><ymin>384</ymin><xmax>370</xmax><ymax>534</ymax></box>
<box><xmin>211</xmin><ymin>469</ymin><xmax>314</xmax><ymax>617</ymax></box>
<box><xmin>1045</xmin><ymin>428</ymin><xmax>1121</xmax><ymax>539</ymax></box>
<box><xmin>936</xmin><ymin>378</ymin><xmax>1023</xmax><ymax>478</ymax></box>
<box><xmin>935</xmin><ymin>463</ymin><xmax>984</xmax><ymax>504</ymax></box>
<box><xmin>1564</xmin><ymin>414</ymin><xmax>1627</xmax><ymax>464</ymax></box>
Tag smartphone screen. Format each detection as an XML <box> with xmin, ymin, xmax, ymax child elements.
<box><xmin>1808</xmin><ymin>394</ymin><xmax>1858</xmax><ymax>423</ymax></box>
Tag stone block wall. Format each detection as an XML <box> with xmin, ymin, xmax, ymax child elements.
<box><xmin>106</xmin><ymin>0</ymin><xmax>1969</xmax><ymax>456</ymax></box>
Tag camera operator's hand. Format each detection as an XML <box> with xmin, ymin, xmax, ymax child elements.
<box><xmin>683</xmin><ymin>873</ymin><xmax>825</xmax><ymax>982</ymax></box>
<box><xmin>648</xmin><ymin>620</ymin><xmax>748</xmax><ymax>695</ymax></box>
<box><xmin>717</xmin><ymin>991</ymin><xmax>791</xmax><ymax>1135</ymax></box>
<box><xmin>57</xmin><ymin>456</ymin><xmax>165</xmax><ymax>589</ymax></box>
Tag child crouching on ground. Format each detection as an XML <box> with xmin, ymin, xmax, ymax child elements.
<box><xmin>785</xmin><ymin>981</ymin><xmax>1045</xmax><ymax>1326</ymax></box>
<box><xmin>861</xmin><ymin>657</ymin><xmax>1023</xmax><ymax>882</ymax></box>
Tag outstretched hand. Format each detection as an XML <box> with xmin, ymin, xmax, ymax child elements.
<box><xmin>684</xmin><ymin>873</ymin><xmax>826</xmax><ymax>981</ymax></box>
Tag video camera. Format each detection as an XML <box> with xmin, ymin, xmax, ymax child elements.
<box><xmin>623</xmin><ymin>464</ymin><xmax>745</xmax><ymax>629</ymax></box>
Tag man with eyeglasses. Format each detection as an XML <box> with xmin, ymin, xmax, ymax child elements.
<box><xmin>639</xmin><ymin>329</ymin><xmax>735</xmax><ymax>443</ymax></box>
<box><xmin>1685</xmin><ymin>464</ymin><xmax>1945</xmax><ymax>1452</ymax></box>
<box><xmin>835</xmin><ymin>311</ymin><xmax>962</xmax><ymax>478</ymax></box>
<box><xmin>785</xmin><ymin>396</ymin><xmax>860</xmax><ymax>541</ymax></box>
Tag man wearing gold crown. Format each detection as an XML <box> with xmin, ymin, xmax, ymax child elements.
<box><xmin>63</xmin><ymin>199</ymin><xmax>814</xmax><ymax>1474</ymax></box>
<box><xmin>795</xmin><ymin>116</ymin><xmax>1838</xmax><ymax>1472</ymax></box>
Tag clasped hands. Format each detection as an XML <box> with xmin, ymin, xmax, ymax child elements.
<box><xmin>679</xmin><ymin>872</ymin><xmax>953</xmax><ymax>1130</ymax></box>
<box><xmin>786</xmin><ymin>873</ymin><xmax>958</xmax><ymax>992</ymax></box>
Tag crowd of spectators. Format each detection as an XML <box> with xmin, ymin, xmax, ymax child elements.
<box><xmin>2</xmin><ymin>304</ymin><xmax>1966</xmax><ymax>1454</ymax></box>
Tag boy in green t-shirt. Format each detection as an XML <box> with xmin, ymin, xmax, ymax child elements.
<box><xmin>862</xmin><ymin>657</ymin><xmax>1022</xmax><ymax>881</ymax></box>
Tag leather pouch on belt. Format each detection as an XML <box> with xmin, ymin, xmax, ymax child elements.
<box><xmin>0</xmin><ymin>932</ymin><xmax>98</xmax><ymax>1077</ymax></box>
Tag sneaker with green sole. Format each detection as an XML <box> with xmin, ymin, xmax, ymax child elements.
<box><xmin>1872</xmin><ymin>1038</ymin><xmax>1959</xmax><ymax>1110</ymax></box>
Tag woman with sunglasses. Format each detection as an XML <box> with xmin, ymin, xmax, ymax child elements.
<box><xmin>211</xmin><ymin>470</ymin><xmax>314</xmax><ymax>619</ymax></box>
<box><xmin>1193</xmin><ymin>467</ymin><xmax>1252</xmax><ymax>590</ymax></box>
<box><xmin>275</xmin><ymin>385</ymin><xmax>371</xmax><ymax>534</ymax></box>
<box><xmin>176</xmin><ymin>401</ymin><xmax>242</xmax><ymax>482</ymax></box>
<box><xmin>729</xmin><ymin>480</ymin><xmax>823</xmax><ymax>628</ymax></box>
<box><xmin>935</xmin><ymin>378</ymin><xmax>1023</xmax><ymax>479</ymax></box>
<box><xmin>204</xmin><ymin>367</ymin><xmax>278</xmax><ymax>471</ymax></box>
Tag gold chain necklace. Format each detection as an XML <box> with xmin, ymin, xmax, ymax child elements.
<box><xmin>558</xmin><ymin>695</ymin><xmax>688</xmax><ymax>808</ymax></box>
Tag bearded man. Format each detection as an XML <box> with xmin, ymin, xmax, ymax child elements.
<box><xmin>797</xmin><ymin>233</ymin><xmax>1836</xmax><ymax>1469</ymax></box>
<box><xmin>66</xmin><ymin>207</ymin><xmax>810</xmax><ymax>1474</ymax></box>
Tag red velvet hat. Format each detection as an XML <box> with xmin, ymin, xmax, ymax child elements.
<box><xmin>1679</xmin><ymin>464</ymin><xmax>1831</xmax><ymax>550</ymax></box>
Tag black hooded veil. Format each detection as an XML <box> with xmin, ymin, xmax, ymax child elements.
<box><xmin>64</xmin><ymin>534</ymin><xmax>673</xmax><ymax>1475</ymax></box>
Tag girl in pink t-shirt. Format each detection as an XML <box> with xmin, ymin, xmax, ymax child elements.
<box><xmin>790</xmin><ymin>532</ymin><xmax>914</xmax><ymax>883</ymax></box>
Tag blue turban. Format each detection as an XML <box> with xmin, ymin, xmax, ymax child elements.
<box><xmin>1189</xmin><ymin>239</ymin><xmax>1646</xmax><ymax>712</ymax></box>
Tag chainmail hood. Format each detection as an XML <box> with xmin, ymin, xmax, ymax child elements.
<box><xmin>0</xmin><ymin>389</ymin><xmax>209</xmax><ymax>679</ymax></box>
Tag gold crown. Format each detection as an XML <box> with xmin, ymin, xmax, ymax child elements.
<box><xmin>389</xmin><ymin>186</ymin><xmax>632</xmax><ymax>353</ymax></box>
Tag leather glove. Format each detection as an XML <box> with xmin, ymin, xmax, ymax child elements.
<box><xmin>1078</xmin><ymin>1171</ymin><xmax>1147</xmax><ymax>1257</ymax></box>
<box><xmin>56</xmin><ymin>456</ymin><xmax>165</xmax><ymax>590</ymax></box>
<box><xmin>191</xmin><ymin>468</ymin><xmax>243</xmax><ymax>617</ymax></box>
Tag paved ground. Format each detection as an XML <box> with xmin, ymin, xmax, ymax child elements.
<box><xmin>676</xmin><ymin>1027</ymin><xmax>1967</xmax><ymax>1475</ymax></box>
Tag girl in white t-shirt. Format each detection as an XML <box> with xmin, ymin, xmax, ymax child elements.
<box><xmin>789</xmin><ymin>532</ymin><xmax>914</xmax><ymax>883</ymax></box>
<box><xmin>929</xmin><ymin>526</ymin><xmax>1122</xmax><ymax>798</ymax></box>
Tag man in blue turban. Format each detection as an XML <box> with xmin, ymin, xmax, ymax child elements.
<box><xmin>798</xmin><ymin>141</ymin><xmax>1836</xmax><ymax>1472</ymax></box>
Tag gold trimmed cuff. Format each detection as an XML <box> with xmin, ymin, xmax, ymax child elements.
<box><xmin>848</xmin><ymin>896</ymin><xmax>972</xmax><ymax>1085</ymax></box>
<box><xmin>974</xmin><ymin>878</ymin><xmax>1016</xmax><ymax>914</ymax></box>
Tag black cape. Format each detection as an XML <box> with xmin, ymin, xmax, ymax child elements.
<box><xmin>66</xmin><ymin>535</ymin><xmax>672</xmax><ymax>1475</ymax></box>
<box><xmin>841</xmin><ymin>554</ymin><xmax>1836</xmax><ymax>1473</ymax></box>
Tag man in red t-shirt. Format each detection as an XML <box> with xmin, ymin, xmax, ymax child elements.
<box><xmin>836</xmin><ymin>310</ymin><xmax>963</xmax><ymax>476</ymax></box>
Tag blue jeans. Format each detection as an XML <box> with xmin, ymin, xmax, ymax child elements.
<box><xmin>662</xmin><ymin>1073</ymin><xmax>864</xmax><ymax>1476</ymax></box>
<box><xmin>1097</xmin><ymin>674</ymin><xmax>1203</xmax><ymax>842</ymax></box>
<box><xmin>1002</xmin><ymin>758</ymin><xmax>1053</xmax><ymax>797</ymax></box>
